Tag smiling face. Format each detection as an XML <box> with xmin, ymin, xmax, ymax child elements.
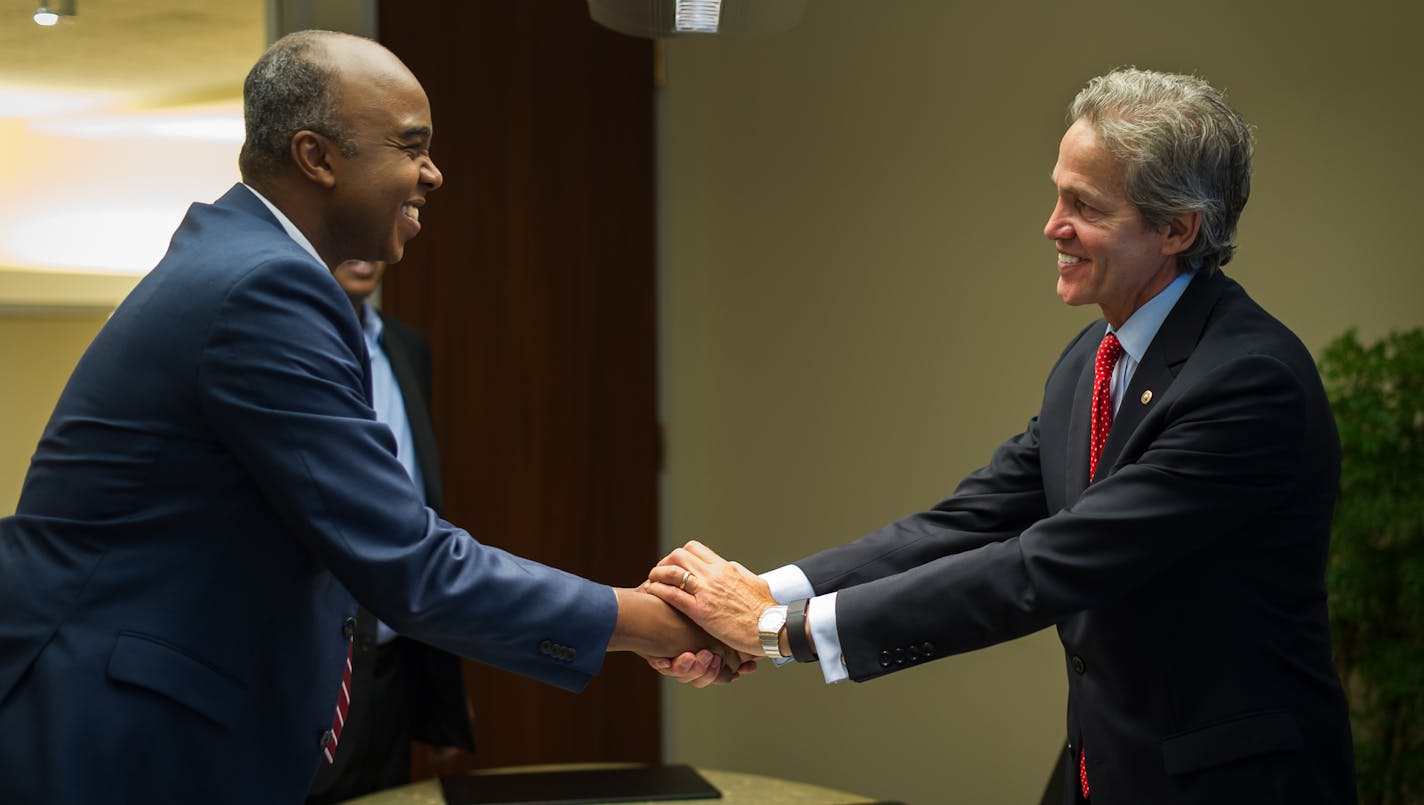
<box><xmin>320</xmin><ymin>40</ymin><xmax>442</xmax><ymax>266</ymax></box>
<box><xmin>1044</xmin><ymin>118</ymin><xmax>1183</xmax><ymax>328</ymax></box>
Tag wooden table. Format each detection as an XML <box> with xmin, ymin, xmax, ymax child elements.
<box><xmin>341</xmin><ymin>763</ymin><xmax>877</xmax><ymax>805</ymax></box>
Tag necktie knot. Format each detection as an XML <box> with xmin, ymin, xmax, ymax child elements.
<box><xmin>1096</xmin><ymin>331</ymin><xmax>1123</xmax><ymax>369</ymax></box>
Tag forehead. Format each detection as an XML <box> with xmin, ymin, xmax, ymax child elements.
<box><xmin>344</xmin><ymin>77</ymin><xmax>432</xmax><ymax>138</ymax></box>
<box><xmin>1052</xmin><ymin>118</ymin><xmax>1126</xmax><ymax>199</ymax></box>
<box><xmin>327</xmin><ymin>42</ymin><xmax>433</xmax><ymax>136</ymax></box>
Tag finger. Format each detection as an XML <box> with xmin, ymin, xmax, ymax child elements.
<box><xmin>658</xmin><ymin>651</ymin><xmax>708</xmax><ymax>684</ymax></box>
<box><xmin>654</xmin><ymin>546</ymin><xmax>709</xmax><ymax>573</ymax></box>
<box><xmin>714</xmin><ymin>661</ymin><xmax>741</xmax><ymax>684</ymax></box>
<box><xmin>673</xmin><ymin>650</ymin><xmax>706</xmax><ymax>675</ymax></box>
<box><xmin>647</xmin><ymin>568</ymin><xmax>702</xmax><ymax>600</ymax></box>
<box><xmin>646</xmin><ymin>656</ymin><xmax>673</xmax><ymax>671</ymax></box>
<box><xmin>690</xmin><ymin>653</ymin><xmax>722</xmax><ymax>688</ymax></box>
<box><xmin>681</xmin><ymin>540</ymin><xmax>725</xmax><ymax>563</ymax></box>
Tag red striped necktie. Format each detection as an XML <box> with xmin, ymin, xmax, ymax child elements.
<box><xmin>323</xmin><ymin>640</ymin><xmax>354</xmax><ymax>763</ymax></box>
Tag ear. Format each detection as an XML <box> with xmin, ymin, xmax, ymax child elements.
<box><xmin>1160</xmin><ymin>210</ymin><xmax>1202</xmax><ymax>256</ymax></box>
<box><xmin>290</xmin><ymin>130</ymin><xmax>337</xmax><ymax>189</ymax></box>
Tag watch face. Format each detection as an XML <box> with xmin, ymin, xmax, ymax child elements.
<box><xmin>759</xmin><ymin>606</ymin><xmax>786</xmax><ymax>633</ymax></box>
<box><xmin>758</xmin><ymin>605</ymin><xmax>788</xmax><ymax>659</ymax></box>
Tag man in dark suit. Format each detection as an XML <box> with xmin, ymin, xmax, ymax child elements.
<box><xmin>0</xmin><ymin>30</ymin><xmax>741</xmax><ymax>804</ymax></box>
<box><xmin>645</xmin><ymin>68</ymin><xmax>1357</xmax><ymax>803</ymax></box>
<box><xmin>306</xmin><ymin>259</ymin><xmax>473</xmax><ymax>803</ymax></box>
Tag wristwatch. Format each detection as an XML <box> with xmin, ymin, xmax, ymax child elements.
<box><xmin>786</xmin><ymin>598</ymin><xmax>818</xmax><ymax>663</ymax></box>
<box><xmin>757</xmin><ymin>605</ymin><xmax>790</xmax><ymax>659</ymax></box>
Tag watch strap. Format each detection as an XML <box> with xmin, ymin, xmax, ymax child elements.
<box><xmin>786</xmin><ymin>598</ymin><xmax>818</xmax><ymax>663</ymax></box>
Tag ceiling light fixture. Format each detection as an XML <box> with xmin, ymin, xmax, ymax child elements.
<box><xmin>674</xmin><ymin>0</ymin><xmax>721</xmax><ymax>34</ymax></box>
<box><xmin>34</xmin><ymin>0</ymin><xmax>76</xmax><ymax>27</ymax></box>
<box><xmin>588</xmin><ymin>0</ymin><xmax>804</xmax><ymax>40</ymax></box>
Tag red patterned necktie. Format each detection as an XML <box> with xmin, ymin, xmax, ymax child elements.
<box><xmin>1080</xmin><ymin>746</ymin><xmax>1091</xmax><ymax>800</ymax></box>
<box><xmin>1089</xmin><ymin>332</ymin><xmax>1123</xmax><ymax>482</ymax></box>
<box><xmin>1081</xmin><ymin>332</ymin><xmax>1122</xmax><ymax>800</ymax></box>
<box><xmin>323</xmin><ymin>639</ymin><xmax>354</xmax><ymax>763</ymax></box>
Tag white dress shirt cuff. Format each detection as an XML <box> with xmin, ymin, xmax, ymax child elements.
<box><xmin>761</xmin><ymin>564</ymin><xmax>814</xmax><ymax>602</ymax></box>
<box><xmin>808</xmin><ymin>592</ymin><xmax>848</xmax><ymax>683</ymax></box>
<box><xmin>760</xmin><ymin>565</ymin><xmax>848</xmax><ymax>684</ymax></box>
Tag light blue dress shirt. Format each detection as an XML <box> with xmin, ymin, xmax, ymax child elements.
<box><xmin>360</xmin><ymin>303</ymin><xmax>426</xmax><ymax>501</ymax></box>
<box><xmin>361</xmin><ymin>302</ymin><xmax>426</xmax><ymax>645</ymax></box>
<box><xmin>765</xmin><ymin>271</ymin><xmax>1196</xmax><ymax>683</ymax></box>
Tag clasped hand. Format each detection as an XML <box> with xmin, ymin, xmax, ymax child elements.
<box><xmin>642</xmin><ymin>540</ymin><xmax>776</xmax><ymax>685</ymax></box>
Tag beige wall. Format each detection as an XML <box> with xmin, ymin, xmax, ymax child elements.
<box><xmin>0</xmin><ymin>311</ymin><xmax>110</xmax><ymax>514</ymax></box>
<box><xmin>659</xmin><ymin>1</ymin><xmax>1424</xmax><ymax>802</ymax></box>
<box><xmin>1</xmin><ymin>269</ymin><xmax>141</xmax><ymax>514</ymax></box>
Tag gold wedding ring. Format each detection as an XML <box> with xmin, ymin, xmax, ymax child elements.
<box><xmin>678</xmin><ymin>569</ymin><xmax>693</xmax><ymax>591</ymax></box>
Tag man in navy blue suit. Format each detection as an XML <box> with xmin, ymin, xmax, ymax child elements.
<box><xmin>0</xmin><ymin>30</ymin><xmax>744</xmax><ymax>804</ymax></box>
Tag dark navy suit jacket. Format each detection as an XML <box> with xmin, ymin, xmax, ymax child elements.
<box><xmin>0</xmin><ymin>185</ymin><xmax>614</xmax><ymax>803</ymax></box>
<box><xmin>795</xmin><ymin>270</ymin><xmax>1356</xmax><ymax>803</ymax></box>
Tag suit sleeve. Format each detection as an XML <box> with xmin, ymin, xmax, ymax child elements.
<box><xmin>795</xmin><ymin>415</ymin><xmax>1051</xmax><ymax>594</ymax></box>
<box><xmin>828</xmin><ymin>352</ymin><xmax>1319</xmax><ymax>682</ymax></box>
<box><xmin>196</xmin><ymin>257</ymin><xmax>616</xmax><ymax>691</ymax></box>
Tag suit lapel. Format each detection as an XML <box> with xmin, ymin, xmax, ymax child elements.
<box><xmin>1096</xmin><ymin>270</ymin><xmax>1228</xmax><ymax>475</ymax></box>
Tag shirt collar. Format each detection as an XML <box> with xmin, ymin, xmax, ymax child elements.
<box><xmin>240</xmin><ymin>183</ymin><xmax>324</xmax><ymax>267</ymax></box>
<box><xmin>359</xmin><ymin>301</ymin><xmax>385</xmax><ymax>343</ymax></box>
<box><xmin>1109</xmin><ymin>271</ymin><xmax>1194</xmax><ymax>364</ymax></box>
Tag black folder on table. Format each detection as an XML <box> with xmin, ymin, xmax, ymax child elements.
<box><xmin>438</xmin><ymin>764</ymin><xmax>721</xmax><ymax>804</ymax></box>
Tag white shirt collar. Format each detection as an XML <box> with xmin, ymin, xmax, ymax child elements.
<box><xmin>240</xmin><ymin>183</ymin><xmax>324</xmax><ymax>267</ymax></box>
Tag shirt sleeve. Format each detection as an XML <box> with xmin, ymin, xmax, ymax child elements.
<box><xmin>761</xmin><ymin>565</ymin><xmax>849</xmax><ymax>684</ymax></box>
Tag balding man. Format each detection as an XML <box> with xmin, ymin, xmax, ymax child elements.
<box><xmin>0</xmin><ymin>31</ymin><xmax>743</xmax><ymax>804</ymax></box>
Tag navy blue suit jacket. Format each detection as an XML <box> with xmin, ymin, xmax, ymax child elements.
<box><xmin>0</xmin><ymin>185</ymin><xmax>615</xmax><ymax>803</ymax></box>
<box><xmin>796</xmin><ymin>270</ymin><xmax>1355</xmax><ymax>803</ymax></box>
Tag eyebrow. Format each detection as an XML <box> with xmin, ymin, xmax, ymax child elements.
<box><xmin>399</xmin><ymin>125</ymin><xmax>432</xmax><ymax>141</ymax></box>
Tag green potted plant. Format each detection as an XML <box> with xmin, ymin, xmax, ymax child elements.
<box><xmin>1319</xmin><ymin>327</ymin><xmax>1424</xmax><ymax>805</ymax></box>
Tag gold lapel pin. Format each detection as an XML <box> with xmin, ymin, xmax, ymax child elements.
<box><xmin>1141</xmin><ymin>390</ymin><xmax>1153</xmax><ymax>405</ymax></box>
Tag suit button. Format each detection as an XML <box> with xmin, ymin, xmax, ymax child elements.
<box><xmin>564</xmin><ymin>647</ymin><xmax>577</xmax><ymax>661</ymax></box>
<box><xmin>1071</xmin><ymin>655</ymin><xmax>1086</xmax><ymax>674</ymax></box>
<box><xmin>341</xmin><ymin>617</ymin><xmax>357</xmax><ymax>639</ymax></box>
<box><xmin>893</xmin><ymin>648</ymin><xmax>907</xmax><ymax>665</ymax></box>
<box><xmin>539</xmin><ymin>639</ymin><xmax>554</xmax><ymax>655</ymax></box>
<box><xmin>879</xmin><ymin>650</ymin><xmax>892</xmax><ymax>668</ymax></box>
<box><xmin>320</xmin><ymin>729</ymin><xmax>335</xmax><ymax>748</ymax></box>
<box><xmin>920</xmin><ymin>641</ymin><xmax>934</xmax><ymax>658</ymax></box>
<box><xmin>907</xmin><ymin>644</ymin><xmax>920</xmax><ymax>660</ymax></box>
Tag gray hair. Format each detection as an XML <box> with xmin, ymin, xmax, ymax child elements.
<box><xmin>238</xmin><ymin>30</ymin><xmax>358</xmax><ymax>181</ymax></box>
<box><xmin>1069</xmin><ymin>67</ymin><xmax>1253</xmax><ymax>273</ymax></box>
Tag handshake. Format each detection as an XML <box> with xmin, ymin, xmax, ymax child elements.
<box><xmin>612</xmin><ymin>540</ymin><xmax>803</xmax><ymax>687</ymax></box>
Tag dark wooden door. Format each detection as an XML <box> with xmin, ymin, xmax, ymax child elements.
<box><xmin>378</xmin><ymin>0</ymin><xmax>660</xmax><ymax>776</ymax></box>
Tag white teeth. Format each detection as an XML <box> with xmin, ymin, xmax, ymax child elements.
<box><xmin>1058</xmin><ymin>252</ymin><xmax>1082</xmax><ymax>265</ymax></box>
<box><xmin>403</xmin><ymin>205</ymin><xmax>419</xmax><ymax>222</ymax></box>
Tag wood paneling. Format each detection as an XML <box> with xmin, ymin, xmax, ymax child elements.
<box><xmin>379</xmin><ymin>0</ymin><xmax>660</xmax><ymax>775</ymax></box>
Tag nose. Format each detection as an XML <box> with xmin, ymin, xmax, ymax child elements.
<box><xmin>421</xmin><ymin>154</ymin><xmax>443</xmax><ymax>191</ymax></box>
<box><xmin>1044</xmin><ymin>199</ymin><xmax>1073</xmax><ymax>242</ymax></box>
